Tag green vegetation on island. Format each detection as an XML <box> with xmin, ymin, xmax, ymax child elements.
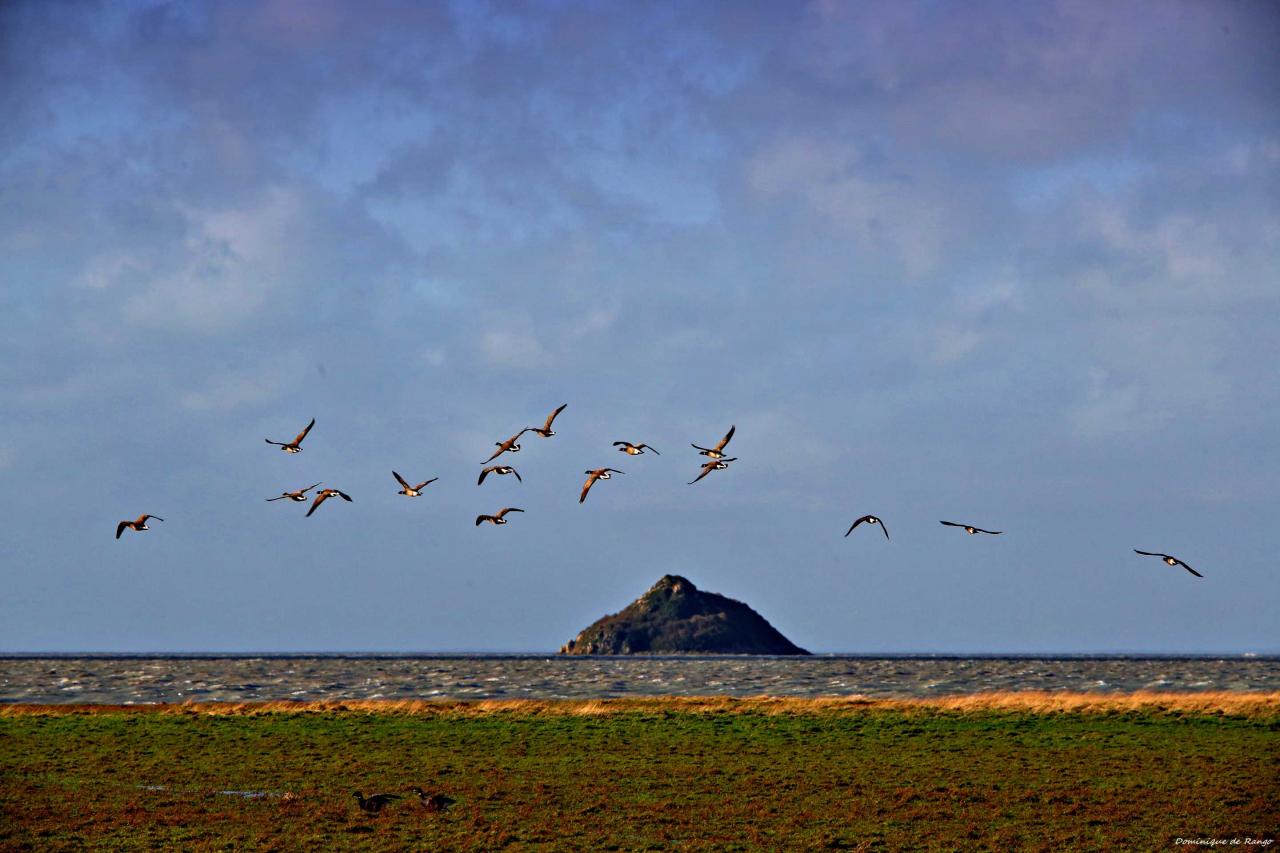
<box><xmin>559</xmin><ymin>574</ymin><xmax>809</xmax><ymax>655</ymax></box>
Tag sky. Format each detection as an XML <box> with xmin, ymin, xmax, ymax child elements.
<box><xmin>2</xmin><ymin>0</ymin><xmax>1278</xmax><ymax>654</ymax></box>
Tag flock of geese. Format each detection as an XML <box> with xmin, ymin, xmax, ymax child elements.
<box><xmin>114</xmin><ymin>402</ymin><xmax>1204</xmax><ymax>578</ymax></box>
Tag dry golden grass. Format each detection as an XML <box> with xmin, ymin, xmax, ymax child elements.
<box><xmin>4</xmin><ymin>690</ymin><xmax>1278</xmax><ymax>718</ymax></box>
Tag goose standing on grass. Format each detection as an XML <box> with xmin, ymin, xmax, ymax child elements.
<box><xmin>527</xmin><ymin>403</ymin><xmax>567</xmax><ymax>438</ymax></box>
<box><xmin>353</xmin><ymin>791</ymin><xmax>401</xmax><ymax>814</ymax></box>
<box><xmin>689</xmin><ymin>457</ymin><xmax>736</xmax><ymax>485</ymax></box>
<box><xmin>264</xmin><ymin>418</ymin><xmax>315</xmax><ymax>453</ymax></box>
<box><xmin>306</xmin><ymin>488</ymin><xmax>352</xmax><ymax>517</ymax></box>
<box><xmin>409</xmin><ymin>787</ymin><xmax>456</xmax><ymax>812</ymax></box>
<box><xmin>614</xmin><ymin>441</ymin><xmax>659</xmax><ymax>456</ymax></box>
<box><xmin>846</xmin><ymin>515</ymin><xmax>889</xmax><ymax>540</ymax></box>
<box><xmin>579</xmin><ymin>468</ymin><xmax>623</xmax><ymax>503</ymax></box>
<box><xmin>482</xmin><ymin>429</ymin><xmax>529</xmax><ymax>464</ymax></box>
<box><xmin>940</xmin><ymin>520</ymin><xmax>1001</xmax><ymax>535</ymax></box>
<box><xmin>267</xmin><ymin>483</ymin><xmax>322</xmax><ymax>502</ymax></box>
<box><xmin>393</xmin><ymin>471</ymin><xmax>438</xmax><ymax>497</ymax></box>
<box><xmin>692</xmin><ymin>425</ymin><xmax>735</xmax><ymax>459</ymax></box>
<box><xmin>478</xmin><ymin>465</ymin><xmax>521</xmax><ymax>485</ymax></box>
<box><xmin>476</xmin><ymin>507</ymin><xmax>524</xmax><ymax>526</ymax></box>
<box><xmin>116</xmin><ymin>514</ymin><xmax>163</xmax><ymax>539</ymax></box>
<box><xmin>1134</xmin><ymin>550</ymin><xmax>1204</xmax><ymax>577</ymax></box>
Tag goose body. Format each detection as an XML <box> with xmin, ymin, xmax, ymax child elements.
<box><xmin>393</xmin><ymin>471</ymin><xmax>438</xmax><ymax>497</ymax></box>
<box><xmin>409</xmin><ymin>786</ymin><xmax>455</xmax><ymax>812</ymax></box>
<box><xmin>116</xmin><ymin>514</ymin><xmax>164</xmax><ymax>539</ymax></box>
<box><xmin>614</xmin><ymin>441</ymin><xmax>659</xmax><ymax>456</ymax></box>
<box><xmin>1134</xmin><ymin>550</ymin><xmax>1203</xmax><ymax>578</ymax></box>
<box><xmin>476</xmin><ymin>507</ymin><xmax>524</xmax><ymax>526</ymax></box>
<box><xmin>689</xmin><ymin>457</ymin><xmax>736</xmax><ymax>485</ymax></box>
<box><xmin>846</xmin><ymin>515</ymin><xmax>889</xmax><ymax>540</ymax></box>
<box><xmin>353</xmin><ymin>791</ymin><xmax>401</xmax><ymax>814</ymax></box>
<box><xmin>265</xmin><ymin>418</ymin><xmax>315</xmax><ymax>453</ymax></box>
<box><xmin>580</xmin><ymin>468</ymin><xmax>623</xmax><ymax>503</ymax></box>
<box><xmin>306</xmin><ymin>488</ymin><xmax>352</xmax><ymax>517</ymax></box>
<box><xmin>692</xmin><ymin>425</ymin><xmax>735</xmax><ymax>459</ymax></box>
<box><xmin>940</xmin><ymin>520</ymin><xmax>1001</xmax><ymax>535</ymax></box>
<box><xmin>478</xmin><ymin>465</ymin><xmax>521</xmax><ymax>485</ymax></box>
<box><xmin>528</xmin><ymin>403</ymin><xmax>567</xmax><ymax>437</ymax></box>
<box><xmin>267</xmin><ymin>482</ymin><xmax>322</xmax><ymax>502</ymax></box>
<box><xmin>482</xmin><ymin>429</ymin><xmax>529</xmax><ymax>464</ymax></box>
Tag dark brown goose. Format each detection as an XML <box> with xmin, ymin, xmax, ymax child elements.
<box><xmin>353</xmin><ymin>791</ymin><xmax>401</xmax><ymax>814</ymax></box>
<box><xmin>475</xmin><ymin>507</ymin><xmax>524</xmax><ymax>526</ymax></box>
<box><xmin>579</xmin><ymin>468</ymin><xmax>623</xmax><ymax>503</ymax></box>
<box><xmin>689</xmin><ymin>456</ymin><xmax>736</xmax><ymax>485</ymax></box>
<box><xmin>116</xmin><ymin>514</ymin><xmax>163</xmax><ymax>539</ymax></box>
<box><xmin>266</xmin><ymin>482</ymin><xmax>322</xmax><ymax>502</ymax></box>
<box><xmin>409</xmin><ymin>786</ymin><xmax>455</xmax><ymax>812</ymax></box>
<box><xmin>1134</xmin><ymin>550</ymin><xmax>1203</xmax><ymax>578</ymax></box>
<box><xmin>614</xmin><ymin>441</ymin><xmax>659</xmax><ymax>456</ymax></box>
<box><xmin>478</xmin><ymin>465</ymin><xmax>521</xmax><ymax>485</ymax></box>
<box><xmin>692</xmin><ymin>425</ymin><xmax>735</xmax><ymax>459</ymax></box>
<box><xmin>845</xmin><ymin>515</ymin><xmax>889</xmax><ymax>540</ymax></box>
<box><xmin>528</xmin><ymin>403</ymin><xmax>567</xmax><ymax>437</ymax></box>
<box><xmin>393</xmin><ymin>471</ymin><xmax>438</xmax><ymax>497</ymax></box>
<box><xmin>482</xmin><ymin>429</ymin><xmax>529</xmax><ymax>464</ymax></box>
<box><xmin>940</xmin><ymin>520</ymin><xmax>1001</xmax><ymax>535</ymax></box>
<box><xmin>265</xmin><ymin>418</ymin><xmax>315</xmax><ymax>453</ymax></box>
<box><xmin>306</xmin><ymin>488</ymin><xmax>352</xmax><ymax>517</ymax></box>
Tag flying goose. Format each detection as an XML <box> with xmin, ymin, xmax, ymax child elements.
<box><xmin>614</xmin><ymin>441</ymin><xmax>659</xmax><ymax>456</ymax></box>
<box><xmin>116</xmin><ymin>514</ymin><xmax>163</xmax><ymax>539</ymax></box>
<box><xmin>478</xmin><ymin>465</ymin><xmax>521</xmax><ymax>485</ymax></box>
<box><xmin>940</xmin><ymin>521</ymin><xmax>1001</xmax><ymax>535</ymax></box>
<box><xmin>306</xmin><ymin>488</ymin><xmax>352</xmax><ymax>517</ymax></box>
<box><xmin>689</xmin><ymin>457</ymin><xmax>737</xmax><ymax>485</ymax></box>
<box><xmin>353</xmin><ymin>791</ymin><xmax>401</xmax><ymax>814</ymax></box>
<box><xmin>692</xmin><ymin>425</ymin><xmax>735</xmax><ymax>459</ymax></box>
<box><xmin>393</xmin><ymin>471</ymin><xmax>438</xmax><ymax>497</ymax></box>
<box><xmin>476</xmin><ymin>507</ymin><xmax>524</xmax><ymax>526</ymax></box>
<box><xmin>267</xmin><ymin>483</ymin><xmax>322</xmax><ymax>502</ymax></box>
<box><xmin>846</xmin><ymin>515</ymin><xmax>889</xmax><ymax>540</ymax></box>
<box><xmin>528</xmin><ymin>403</ymin><xmax>568</xmax><ymax>438</ymax></box>
<box><xmin>265</xmin><ymin>418</ymin><xmax>315</xmax><ymax>453</ymax></box>
<box><xmin>579</xmin><ymin>468</ymin><xmax>623</xmax><ymax>503</ymax></box>
<box><xmin>409</xmin><ymin>786</ymin><xmax>455</xmax><ymax>812</ymax></box>
<box><xmin>1134</xmin><ymin>550</ymin><xmax>1203</xmax><ymax>578</ymax></box>
<box><xmin>482</xmin><ymin>429</ymin><xmax>529</xmax><ymax>464</ymax></box>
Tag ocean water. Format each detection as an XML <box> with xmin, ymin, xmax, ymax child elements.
<box><xmin>2</xmin><ymin>654</ymin><xmax>1276</xmax><ymax>704</ymax></box>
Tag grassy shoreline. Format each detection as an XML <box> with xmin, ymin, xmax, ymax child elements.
<box><xmin>4</xmin><ymin>693</ymin><xmax>1278</xmax><ymax>850</ymax></box>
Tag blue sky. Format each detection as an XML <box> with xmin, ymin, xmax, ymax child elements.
<box><xmin>2</xmin><ymin>0</ymin><xmax>1277</xmax><ymax>653</ymax></box>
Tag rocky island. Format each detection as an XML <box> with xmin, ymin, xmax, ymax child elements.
<box><xmin>559</xmin><ymin>575</ymin><xmax>809</xmax><ymax>655</ymax></box>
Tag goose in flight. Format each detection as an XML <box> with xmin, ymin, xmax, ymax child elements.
<box><xmin>306</xmin><ymin>488</ymin><xmax>352</xmax><ymax>517</ymax></box>
<box><xmin>614</xmin><ymin>441</ymin><xmax>659</xmax><ymax>456</ymax></box>
<box><xmin>482</xmin><ymin>429</ymin><xmax>529</xmax><ymax>464</ymax></box>
<box><xmin>528</xmin><ymin>403</ymin><xmax>567</xmax><ymax>438</ymax></box>
<box><xmin>692</xmin><ymin>425</ymin><xmax>735</xmax><ymax>459</ymax></box>
<box><xmin>116</xmin><ymin>514</ymin><xmax>163</xmax><ymax>539</ymax></box>
<box><xmin>393</xmin><ymin>471</ymin><xmax>438</xmax><ymax>497</ymax></box>
<box><xmin>1134</xmin><ymin>550</ymin><xmax>1203</xmax><ymax>578</ymax></box>
<box><xmin>265</xmin><ymin>418</ymin><xmax>315</xmax><ymax>453</ymax></box>
<box><xmin>353</xmin><ymin>792</ymin><xmax>400</xmax><ymax>814</ymax></box>
<box><xmin>940</xmin><ymin>520</ymin><xmax>1001</xmax><ymax>535</ymax></box>
<box><xmin>267</xmin><ymin>483</ymin><xmax>322</xmax><ymax>503</ymax></box>
<box><xmin>478</xmin><ymin>465</ymin><xmax>521</xmax><ymax>485</ymax></box>
<box><xmin>579</xmin><ymin>468</ymin><xmax>623</xmax><ymax>503</ymax></box>
<box><xmin>689</xmin><ymin>457</ymin><xmax>737</xmax><ymax>485</ymax></box>
<box><xmin>845</xmin><ymin>515</ymin><xmax>889</xmax><ymax>540</ymax></box>
<box><xmin>476</xmin><ymin>507</ymin><xmax>524</xmax><ymax>526</ymax></box>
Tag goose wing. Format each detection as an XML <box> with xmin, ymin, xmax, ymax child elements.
<box><xmin>305</xmin><ymin>491</ymin><xmax>330</xmax><ymax>517</ymax></box>
<box><xmin>541</xmin><ymin>403</ymin><xmax>567</xmax><ymax>431</ymax></box>
<box><xmin>115</xmin><ymin>520</ymin><xmax>129</xmax><ymax>539</ymax></box>
<box><xmin>393</xmin><ymin>471</ymin><xmax>410</xmax><ymax>489</ymax></box>
<box><xmin>496</xmin><ymin>507</ymin><xmax>524</xmax><ymax>519</ymax></box>
<box><xmin>1175</xmin><ymin>559</ymin><xmax>1203</xmax><ymax>577</ymax></box>
<box><xmin>580</xmin><ymin>471</ymin><xmax>601</xmax><ymax>503</ymax></box>
<box><xmin>714</xmin><ymin>424</ymin><xmax>736</xmax><ymax>452</ymax></box>
<box><xmin>845</xmin><ymin>515</ymin><xmax>872</xmax><ymax>537</ymax></box>
<box><xmin>639</xmin><ymin>444</ymin><xmax>659</xmax><ymax>455</ymax></box>
<box><xmin>413</xmin><ymin>477</ymin><xmax>438</xmax><ymax>491</ymax></box>
<box><xmin>293</xmin><ymin>418</ymin><xmax>315</xmax><ymax>446</ymax></box>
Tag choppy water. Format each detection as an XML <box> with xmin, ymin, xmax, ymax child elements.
<box><xmin>2</xmin><ymin>655</ymin><xmax>1277</xmax><ymax>704</ymax></box>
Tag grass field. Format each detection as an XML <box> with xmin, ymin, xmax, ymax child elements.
<box><xmin>3</xmin><ymin>693</ymin><xmax>1278</xmax><ymax>851</ymax></box>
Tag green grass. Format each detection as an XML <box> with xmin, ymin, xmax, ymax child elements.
<box><xmin>3</xmin><ymin>704</ymin><xmax>1277</xmax><ymax>851</ymax></box>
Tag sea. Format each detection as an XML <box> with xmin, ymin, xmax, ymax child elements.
<box><xmin>2</xmin><ymin>654</ymin><xmax>1277</xmax><ymax>704</ymax></box>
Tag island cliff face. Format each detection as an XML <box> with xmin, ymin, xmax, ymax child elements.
<box><xmin>559</xmin><ymin>575</ymin><xmax>810</xmax><ymax>655</ymax></box>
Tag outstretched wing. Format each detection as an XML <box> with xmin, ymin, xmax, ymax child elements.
<box><xmin>1176</xmin><ymin>559</ymin><xmax>1203</xmax><ymax>578</ymax></box>
<box><xmin>579</xmin><ymin>472</ymin><xmax>600</xmax><ymax>503</ymax></box>
<box><xmin>293</xmin><ymin>418</ymin><xmax>315</xmax><ymax>446</ymax></box>
<box><xmin>1133</xmin><ymin>549</ymin><xmax>1163</xmax><ymax>557</ymax></box>
<box><xmin>542</xmin><ymin>403</ymin><xmax>567</xmax><ymax>431</ymax></box>
<box><xmin>305</xmin><ymin>492</ymin><xmax>330</xmax><ymax>517</ymax></box>
<box><xmin>715</xmin><ymin>424</ymin><xmax>736</xmax><ymax>451</ymax></box>
<box><xmin>496</xmin><ymin>507</ymin><xmax>524</xmax><ymax>519</ymax></box>
<box><xmin>393</xmin><ymin>471</ymin><xmax>411</xmax><ymax>489</ymax></box>
<box><xmin>688</xmin><ymin>463</ymin><xmax>715</xmax><ymax>485</ymax></box>
<box><xmin>640</xmin><ymin>444</ymin><xmax>659</xmax><ymax>455</ymax></box>
<box><xmin>940</xmin><ymin>520</ymin><xmax>964</xmax><ymax>528</ymax></box>
<box><xmin>478</xmin><ymin>467</ymin><xmax>492</xmax><ymax>485</ymax></box>
<box><xmin>115</xmin><ymin>521</ymin><xmax>129</xmax><ymax>539</ymax></box>
<box><xmin>413</xmin><ymin>478</ymin><xmax>438</xmax><ymax>490</ymax></box>
<box><xmin>475</xmin><ymin>515</ymin><xmax>493</xmax><ymax>526</ymax></box>
<box><xmin>335</xmin><ymin>490</ymin><xmax>352</xmax><ymax>502</ymax></box>
<box><xmin>845</xmin><ymin>515</ymin><xmax>871</xmax><ymax>537</ymax></box>
<box><xmin>511</xmin><ymin>468</ymin><xmax>522</xmax><ymax>482</ymax></box>
<box><xmin>975</xmin><ymin>527</ymin><xmax>1002</xmax><ymax>535</ymax></box>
